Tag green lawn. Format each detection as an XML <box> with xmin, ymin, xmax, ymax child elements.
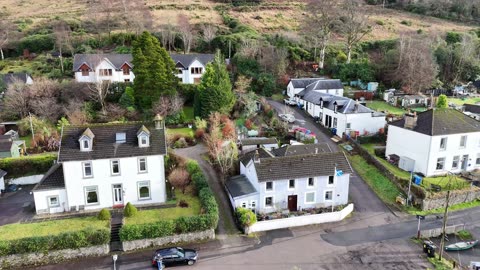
<box><xmin>125</xmin><ymin>191</ymin><xmax>201</xmax><ymax>225</ymax></box>
<box><xmin>167</xmin><ymin>127</ymin><xmax>194</xmax><ymax>137</ymax></box>
<box><xmin>271</xmin><ymin>94</ymin><xmax>284</xmax><ymax>102</ymax></box>
<box><xmin>362</xmin><ymin>144</ymin><xmax>469</xmax><ymax>191</ymax></box>
<box><xmin>0</xmin><ymin>217</ymin><xmax>109</xmax><ymax>241</ymax></box>
<box><xmin>183</xmin><ymin>106</ymin><xmax>194</xmax><ymax>122</ymax></box>
<box><xmin>447</xmin><ymin>97</ymin><xmax>480</xmax><ymax>106</ymax></box>
<box><xmin>347</xmin><ymin>155</ymin><xmax>403</xmax><ymax>205</ymax></box>
<box><xmin>365</xmin><ymin>101</ymin><xmax>407</xmax><ymax>115</ymax></box>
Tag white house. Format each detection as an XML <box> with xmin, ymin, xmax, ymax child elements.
<box><xmin>73</xmin><ymin>54</ymin><xmax>135</xmax><ymax>83</ymax></box>
<box><xmin>32</xmin><ymin>117</ymin><xmax>168</xmax><ymax>215</ymax></box>
<box><xmin>385</xmin><ymin>109</ymin><xmax>480</xmax><ymax>177</ymax></box>
<box><xmin>170</xmin><ymin>53</ymin><xmax>214</xmax><ymax>84</ymax></box>
<box><xmin>287</xmin><ymin>78</ymin><xmax>343</xmax><ymax>99</ymax></box>
<box><xmin>297</xmin><ymin>90</ymin><xmax>386</xmax><ymax>137</ymax></box>
<box><xmin>225</xmin><ymin>144</ymin><xmax>352</xmax><ymax>214</ymax></box>
<box><xmin>0</xmin><ymin>169</ymin><xmax>6</xmax><ymax>195</ymax></box>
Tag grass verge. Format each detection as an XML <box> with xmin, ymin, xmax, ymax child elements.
<box><xmin>456</xmin><ymin>229</ymin><xmax>473</xmax><ymax>240</ymax></box>
<box><xmin>167</xmin><ymin>127</ymin><xmax>194</xmax><ymax>137</ymax></box>
<box><xmin>183</xmin><ymin>106</ymin><xmax>194</xmax><ymax>122</ymax></box>
<box><xmin>125</xmin><ymin>190</ymin><xmax>201</xmax><ymax>225</ymax></box>
<box><xmin>365</xmin><ymin>101</ymin><xmax>406</xmax><ymax>115</ymax></box>
<box><xmin>0</xmin><ymin>217</ymin><xmax>109</xmax><ymax>241</ymax></box>
<box><xmin>447</xmin><ymin>97</ymin><xmax>480</xmax><ymax>106</ymax></box>
<box><xmin>427</xmin><ymin>254</ymin><xmax>455</xmax><ymax>270</ymax></box>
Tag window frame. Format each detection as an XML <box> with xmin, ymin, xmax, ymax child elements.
<box><xmin>249</xmin><ymin>200</ymin><xmax>256</xmax><ymax>209</ymax></box>
<box><xmin>47</xmin><ymin>195</ymin><xmax>60</xmax><ymax>207</ymax></box>
<box><xmin>137</xmin><ymin>181</ymin><xmax>151</xmax><ymax>200</ymax></box>
<box><xmin>122</xmin><ymin>66</ymin><xmax>130</xmax><ymax>75</ymax></box>
<box><xmin>82</xmin><ymin>161</ymin><xmax>93</xmax><ymax>178</ymax></box>
<box><xmin>84</xmin><ymin>186</ymin><xmax>99</xmax><ymax>205</ymax></box>
<box><xmin>333</xmin><ymin>117</ymin><xmax>337</xmax><ymax>128</ymax></box>
<box><xmin>111</xmin><ymin>159</ymin><xmax>120</xmax><ymax>176</ymax></box>
<box><xmin>346</xmin><ymin>123</ymin><xmax>351</xmax><ymax>129</ymax></box>
<box><xmin>476</xmin><ymin>154</ymin><xmax>480</xmax><ymax>167</ymax></box>
<box><xmin>440</xmin><ymin>137</ymin><xmax>447</xmax><ymax>151</ymax></box>
<box><xmin>288</xmin><ymin>179</ymin><xmax>295</xmax><ymax>189</ymax></box>
<box><xmin>99</xmin><ymin>69</ymin><xmax>113</xmax><ymax>76</ymax></box>
<box><xmin>305</xmin><ymin>191</ymin><xmax>315</xmax><ymax>204</ymax></box>
<box><xmin>264</xmin><ymin>196</ymin><xmax>274</xmax><ymax>208</ymax></box>
<box><xmin>460</xmin><ymin>135</ymin><xmax>467</xmax><ymax>148</ymax></box>
<box><xmin>308</xmin><ymin>177</ymin><xmax>315</xmax><ymax>187</ymax></box>
<box><xmin>265</xmin><ymin>181</ymin><xmax>273</xmax><ymax>192</ymax></box>
<box><xmin>328</xmin><ymin>175</ymin><xmax>335</xmax><ymax>185</ymax></box>
<box><xmin>240</xmin><ymin>201</ymin><xmax>247</xmax><ymax>208</ymax></box>
<box><xmin>436</xmin><ymin>157</ymin><xmax>446</xmax><ymax>171</ymax></box>
<box><xmin>81</xmin><ymin>68</ymin><xmax>89</xmax><ymax>76</ymax></box>
<box><xmin>452</xmin><ymin>156</ymin><xmax>460</xmax><ymax>170</ymax></box>
<box><xmin>324</xmin><ymin>190</ymin><xmax>333</xmax><ymax>201</ymax></box>
<box><xmin>138</xmin><ymin>157</ymin><xmax>148</xmax><ymax>173</ymax></box>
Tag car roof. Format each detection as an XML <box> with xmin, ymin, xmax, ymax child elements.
<box><xmin>156</xmin><ymin>248</ymin><xmax>179</xmax><ymax>255</ymax></box>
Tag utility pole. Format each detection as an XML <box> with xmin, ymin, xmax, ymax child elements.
<box><xmin>28</xmin><ymin>112</ymin><xmax>35</xmax><ymax>142</ymax></box>
<box><xmin>439</xmin><ymin>173</ymin><xmax>453</xmax><ymax>261</ymax></box>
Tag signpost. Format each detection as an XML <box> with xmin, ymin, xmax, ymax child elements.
<box><xmin>112</xmin><ymin>254</ymin><xmax>118</xmax><ymax>270</ymax></box>
<box><xmin>416</xmin><ymin>215</ymin><xmax>425</xmax><ymax>239</ymax></box>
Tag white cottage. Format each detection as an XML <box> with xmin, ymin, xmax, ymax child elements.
<box><xmin>73</xmin><ymin>54</ymin><xmax>135</xmax><ymax>83</ymax></box>
<box><xmin>226</xmin><ymin>144</ymin><xmax>352</xmax><ymax>214</ymax></box>
<box><xmin>32</xmin><ymin>117</ymin><xmax>168</xmax><ymax>215</ymax></box>
<box><xmin>0</xmin><ymin>169</ymin><xmax>6</xmax><ymax>195</ymax></box>
<box><xmin>386</xmin><ymin>109</ymin><xmax>480</xmax><ymax>176</ymax></box>
<box><xmin>287</xmin><ymin>78</ymin><xmax>343</xmax><ymax>99</ymax></box>
<box><xmin>170</xmin><ymin>53</ymin><xmax>214</xmax><ymax>84</ymax></box>
<box><xmin>297</xmin><ymin>90</ymin><xmax>386</xmax><ymax>137</ymax></box>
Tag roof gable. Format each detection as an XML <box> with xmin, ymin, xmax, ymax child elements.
<box><xmin>169</xmin><ymin>53</ymin><xmax>214</xmax><ymax>68</ymax></box>
<box><xmin>73</xmin><ymin>54</ymin><xmax>133</xmax><ymax>71</ymax></box>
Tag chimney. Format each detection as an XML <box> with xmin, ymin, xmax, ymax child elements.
<box><xmin>404</xmin><ymin>111</ymin><xmax>418</xmax><ymax>129</ymax></box>
<box><xmin>253</xmin><ymin>150</ymin><xmax>260</xmax><ymax>163</ymax></box>
<box><xmin>153</xmin><ymin>114</ymin><xmax>164</xmax><ymax>130</ymax></box>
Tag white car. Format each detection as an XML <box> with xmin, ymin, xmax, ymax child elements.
<box><xmin>279</xmin><ymin>114</ymin><xmax>295</xmax><ymax>123</ymax></box>
<box><xmin>284</xmin><ymin>98</ymin><xmax>297</xmax><ymax>106</ymax></box>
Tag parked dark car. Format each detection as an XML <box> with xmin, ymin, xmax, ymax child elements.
<box><xmin>151</xmin><ymin>247</ymin><xmax>198</xmax><ymax>267</ymax></box>
<box><xmin>5</xmin><ymin>184</ymin><xmax>18</xmax><ymax>192</ymax></box>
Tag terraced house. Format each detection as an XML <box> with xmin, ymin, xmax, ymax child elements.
<box><xmin>32</xmin><ymin>116</ymin><xmax>167</xmax><ymax>215</ymax></box>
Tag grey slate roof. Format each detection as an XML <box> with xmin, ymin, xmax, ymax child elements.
<box><xmin>225</xmin><ymin>175</ymin><xmax>258</xmax><ymax>198</ymax></box>
<box><xmin>304</xmin><ymin>79</ymin><xmax>343</xmax><ymax>92</ymax></box>
<box><xmin>170</xmin><ymin>53</ymin><xmax>214</xmax><ymax>69</ymax></box>
<box><xmin>272</xmin><ymin>143</ymin><xmax>332</xmax><ymax>157</ymax></box>
<box><xmin>240</xmin><ymin>148</ymin><xmax>274</xmax><ymax>166</ymax></box>
<box><xmin>73</xmin><ymin>54</ymin><xmax>133</xmax><ymax>71</ymax></box>
<box><xmin>289</xmin><ymin>78</ymin><xmax>323</xmax><ymax>88</ymax></box>
<box><xmin>1</xmin><ymin>73</ymin><xmax>31</xmax><ymax>85</ymax></box>
<box><xmin>239</xmin><ymin>137</ymin><xmax>278</xmax><ymax>146</ymax></box>
<box><xmin>299</xmin><ymin>91</ymin><xmax>381</xmax><ymax>115</ymax></box>
<box><xmin>58</xmin><ymin>123</ymin><xmax>167</xmax><ymax>162</ymax></box>
<box><xmin>464</xmin><ymin>104</ymin><xmax>480</xmax><ymax>114</ymax></box>
<box><xmin>390</xmin><ymin>109</ymin><xmax>480</xmax><ymax>136</ymax></box>
<box><xmin>33</xmin><ymin>163</ymin><xmax>64</xmax><ymax>191</ymax></box>
<box><xmin>0</xmin><ymin>142</ymin><xmax>12</xmax><ymax>152</ymax></box>
<box><xmin>254</xmin><ymin>152</ymin><xmax>352</xmax><ymax>182</ymax></box>
<box><xmin>0</xmin><ymin>169</ymin><xmax>6</xmax><ymax>178</ymax></box>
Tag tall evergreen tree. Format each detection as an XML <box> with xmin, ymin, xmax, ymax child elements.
<box><xmin>132</xmin><ymin>31</ymin><xmax>177</xmax><ymax>110</ymax></box>
<box><xmin>195</xmin><ymin>51</ymin><xmax>235</xmax><ymax>118</ymax></box>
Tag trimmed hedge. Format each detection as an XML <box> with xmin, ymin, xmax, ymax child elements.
<box><xmin>0</xmin><ymin>154</ymin><xmax>57</xmax><ymax>179</ymax></box>
<box><xmin>120</xmin><ymin>160</ymin><xmax>219</xmax><ymax>241</ymax></box>
<box><xmin>0</xmin><ymin>227</ymin><xmax>109</xmax><ymax>256</ymax></box>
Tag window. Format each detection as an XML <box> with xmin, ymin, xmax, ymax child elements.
<box><xmin>249</xmin><ymin>201</ymin><xmax>256</xmax><ymax>209</ymax></box>
<box><xmin>111</xmin><ymin>160</ymin><xmax>120</xmax><ymax>175</ymax></box>
<box><xmin>122</xmin><ymin>66</ymin><xmax>130</xmax><ymax>75</ymax></box>
<box><xmin>138</xmin><ymin>157</ymin><xmax>147</xmax><ymax>173</ymax></box>
<box><xmin>241</xmin><ymin>202</ymin><xmax>247</xmax><ymax>208</ymax></box>
<box><xmin>138</xmin><ymin>181</ymin><xmax>150</xmax><ymax>200</ymax></box>
<box><xmin>328</xmin><ymin>175</ymin><xmax>334</xmax><ymax>185</ymax></box>
<box><xmin>305</xmin><ymin>192</ymin><xmax>315</xmax><ymax>204</ymax></box>
<box><xmin>81</xmin><ymin>68</ymin><xmax>89</xmax><ymax>76</ymax></box>
<box><xmin>440</xmin><ymin>137</ymin><xmax>447</xmax><ymax>150</ymax></box>
<box><xmin>265</xmin><ymin>181</ymin><xmax>273</xmax><ymax>191</ymax></box>
<box><xmin>346</xmin><ymin>123</ymin><xmax>351</xmax><ymax>129</ymax></box>
<box><xmin>82</xmin><ymin>140</ymin><xmax>89</xmax><ymax>150</ymax></box>
<box><xmin>319</xmin><ymin>112</ymin><xmax>323</xmax><ymax>122</ymax></box>
<box><xmin>460</xmin><ymin>135</ymin><xmax>467</xmax><ymax>148</ymax></box>
<box><xmin>99</xmin><ymin>69</ymin><xmax>112</xmax><ymax>76</ymax></box>
<box><xmin>334</xmin><ymin>104</ymin><xmax>338</xmax><ymax>113</ymax></box>
<box><xmin>177</xmin><ymin>68</ymin><xmax>183</xmax><ymax>74</ymax></box>
<box><xmin>140</xmin><ymin>136</ymin><xmax>148</xmax><ymax>146</ymax></box>
<box><xmin>83</xmin><ymin>161</ymin><xmax>93</xmax><ymax>178</ymax></box>
<box><xmin>190</xmin><ymin>67</ymin><xmax>203</xmax><ymax>74</ymax></box>
<box><xmin>325</xmin><ymin>191</ymin><xmax>333</xmax><ymax>201</ymax></box>
<box><xmin>85</xmin><ymin>186</ymin><xmax>99</xmax><ymax>205</ymax></box>
<box><xmin>333</xmin><ymin>118</ymin><xmax>337</xmax><ymax>128</ymax></box>
<box><xmin>265</xmin><ymin>196</ymin><xmax>273</xmax><ymax>207</ymax></box>
<box><xmin>47</xmin><ymin>196</ymin><xmax>60</xmax><ymax>207</ymax></box>
<box><xmin>124</xmin><ymin>79</ymin><xmax>130</xmax><ymax>82</ymax></box>
<box><xmin>308</xmin><ymin>177</ymin><xmax>315</xmax><ymax>187</ymax></box>
<box><xmin>452</xmin><ymin>156</ymin><xmax>460</xmax><ymax>170</ymax></box>
<box><xmin>289</xmin><ymin>179</ymin><xmax>295</xmax><ymax>189</ymax></box>
<box><xmin>436</xmin><ymin>157</ymin><xmax>445</xmax><ymax>170</ymax></box>
<box><xmin>476</xmin><ymin>154</ymin><xmax>480</xmax><ymax>166</ymax></box>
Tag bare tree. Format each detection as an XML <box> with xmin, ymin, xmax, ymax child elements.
<box><xmin>177</xmin><ymin>14</ymin><xmax>194</xmax><ymax>54</ymax></box>
<box><xmin>87</xmin><ymin>80</ymin><xmax>110</xmax><ymax>115</ymax></box>
<box><xmin>158</xmin><ymin>23</ymin><xmax>177</xmax><ymax>50</ymax></box>
<box><xmin>0</xmin><ymin>20</ymin><xmax>20</xmax><ymax>60</ymax></box>
<box><xmin>201</xmin><ymin>24</ymin><xmax>217</xmax><ymax>50</ymax></box>
<box><xmin>28</xmin><ymin>78</ymin><xmax>63</xmax><ymax>121</ymax></box>
<box><xmin>2</xmin><ymin>78</ymin><xmax>30</xmax><ymax>119</ymax></box>
<box><xmin>53</xmin><ymin>21</ymin><xmax>74</xmax><ymax>73</ymax></box>
<box><xmin>64</xmin><ymin>100</ymin><xmax>88</xmax><ymax>125</ymax></box>
<box><xmin>152</xmin><ymin>94</ymin><xmax>184</xmax><ymax>117</ymax></box>
<box><xmin>168</xmin><ymin>168</ymin><xmax>190</xmax><ymax>193</ymax></box>
<box><xmin>340</xmin><ymin>0</ymin><xmax>372</xmax><ymax>63</ymax></box>
<box><xmin>303</xmin><ymin>0</ymin><xmax>340</xmax><ymax>69</ymax></box>
<box><xmin>88</xmin><ymin>0</ymin><xmax>121</xmax><ymax>36</ymax></box>
<box><xmin>120</xmin><ymin>0</ymin><xmax>153</xmax><ymax>35</ymax></box>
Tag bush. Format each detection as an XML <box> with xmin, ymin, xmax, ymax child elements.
<box><xmin>194</xmin><ymin>128</ymin><xmax>205</xmax><ymax>139</ymax></box>
<box><xmin>0</xmin><ymin>154</ymin><xmax>56</xmax><ymax>178</ymax></box>
<box><xmin>186</xmin><ymin>160</ymin><xmax>202</xmax><ymax>175</ymax></box>
<box><xmin>169</xmin><ymin>168</ymin><xmax>190</xmax><ymax>193</ymax></box>
<box><xmin>97</xmin><ymin>209</ymin><xmax>111</xmax><ymax>221</ymax></box>
<box><xmin>18</xmin><ymin>116</ymin><xmax>52</xmax><ymax>137</ymax></box>
<box><xmin>120</xmin><ymin>220</ymin><xmax>175</xmax><ymax>241</ymax></box>
<box><xmin>194</xmin><ymin>117</ymin><xmax>207</xmax><ymax>130</ymax></box>
<box><xmin>165</xmin><ymin>111</ymin><xmax>186</xmax><ymax>126</ymax></box>
<box><xmin>0</xmin><ymin>228</ymin><xmax>109</xmax><ymax>256</ymax></box>
<box><xmin>17</xmin><ymin>34</ymin><xmax>55</xmax><ymax>54</ymax></box>
<box><xmin>124</xmin><ymin>202</ymin><xmax>138</xmax><ymax>217</ymax></box>
<box><xmin>191</xmin><ymin>172</ymin><xmax>209</xmax><ymax>191</ymax></box>
<box><xmin>235</xmin><ymin>207</ymin><xmax>257</xmax><ymax>227</ymax></box>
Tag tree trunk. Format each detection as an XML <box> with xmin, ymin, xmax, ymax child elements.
<box><xmin>319</xmin><ymin>44</ymin><xmax>326</xmax><ymax>70</ymax></box>
<box><xmin>59</xmin><ymin>48</ymin><xmax>64</xmax><ymax>73</ymax></box>
<box><xmin>0</xmin><ymin>48</ymin><xmax>3</xmax><ymax>60</ymax></box>
<box><xmin>346</xmin><ymin>46</ymin><xmax>352</xmax><ymax>64</ymax></box>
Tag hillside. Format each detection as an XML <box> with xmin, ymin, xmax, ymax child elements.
<box><xmin>1</xmin><ymin>0</ymin><xmax>476</xmax><ymax>41</ymax></box>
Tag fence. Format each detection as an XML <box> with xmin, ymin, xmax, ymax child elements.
<box><xmin>245</xmin><ymin>204</ymin><xmax>354</xmax><ymax>234</ymax></box>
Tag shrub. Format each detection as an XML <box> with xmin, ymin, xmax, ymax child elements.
<box><xmin>191</xmin><ymin>172</ymin><xmax>209</xmax><ymax>191</ymax></box>
<box><xmin>173</xmin><ymin>137</ymin><xmax>188</xmax><ymax>148</ymax></box>
<box><xmin>194</xmin><ymin>117</ymin><xmax>207</xmax><ymax>130</ymax></box>
<box><xmin>120</xmin><ymin>220</ymin><xmax>175</xmax><ymax>241</ymax></box>
<box><xmin>0</xmin><ymin>154</ymin><xmax>56</xmax><ymax>178</ymax></box>
<box><xmin>119</xmin><ymin>86</ymin><xmax>135</xmax><ymax>108</ymax></box>
<box><xmin>18</xmin><ymin>116</ymin><xmax>51</xmax><ymax>137</ymax></box>
<box><xmin>186</xmin><ymin>160</ymin><xmax>202</xmax><ymax>175</ymax></box>
<box><xmin>124</xmin><ymin>202</ymin><xmax>138</xmax><ymax>217</ymax></box>
<box><xmin>235</xmin><ymin>207</ymin><xmax>257</xmax><ymax>227</ymax></box>
<box><xmin>169</xmin><ymin>168</ymin><xmax>190</xmax><ymax>193</ymax></box>
<box><xmin>165</xmin><ymin>111</ymin><xmax>186</xmax><ymax>126</ymax></box>
<box><xmin>97</xmin><ymin>209</ymin><xmax>111</xmax><ymax>221</ymax></box>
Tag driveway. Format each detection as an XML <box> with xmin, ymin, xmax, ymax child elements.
<box><xmin>0</xmin><ymin>184</ymin><xmax>35</xmax><ymax>225</ymax></box>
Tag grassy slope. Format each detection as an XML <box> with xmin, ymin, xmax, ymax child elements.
<box><xmin>0</xmin><ymin>217</ymin><xmax>109</xmax><ymax>241</ymax></box>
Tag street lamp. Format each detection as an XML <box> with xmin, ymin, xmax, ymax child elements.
<box><xmin>112</xmin><ymin>254</ymin><xmax>118</xmax><ymax>270</ymax></box>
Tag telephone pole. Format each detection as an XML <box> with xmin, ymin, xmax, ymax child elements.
<box><xmin>438</xmin><ymin>173</ymin><xmax>453</xmax><ymax>261</ymax></box>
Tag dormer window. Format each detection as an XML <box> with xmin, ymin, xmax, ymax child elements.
<box><xmin>137</xmin><ymin>125</ymin><xmax>150</xmax><ymax>148</ymax></box>
<box><xmin>79</xmin><ymin>128</ymin><xmax>94</xmax><ymax>152</ymax></box>
<box><xmin>83</xmin><ymin>140</ymin><xmax>89</xmax><ymax>149</ymax></box>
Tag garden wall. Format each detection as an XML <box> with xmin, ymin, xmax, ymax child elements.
<box><xmin>421</xmin><ymin>189</ymin><xmax>480</xmax><ymax>211</ymax></box>
<box><xmin>122</xmin><ymin>229</ymin><xmax>215</xmax><ymax>252</ymax></box>
<box><xmin>420</xmin><ymin>224</ymin><xmax>464</xmax><ymax>238</ymax></box>
<box><xmin>245</xmin><ymin>204</ymin><xmax>354</xmax><ymax>234</ymax></box>
<box><xmin>7</xmin><ymin>174</ymin><xmax>43</xmax><ymax>185</ymax></box>
<box><xmin>0</xmin><ymin>244</ymin><xmax>109</xmax><ymax>269</ymax></box>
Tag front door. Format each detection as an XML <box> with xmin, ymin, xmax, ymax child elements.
<box><xmin>288</xmin><ymin>195</ymin><xmax>297</xmax><ymax>212</ymax></box>
<box><xmin>112</xmin><ymin>184</ymin><xmax>123</xmax><ymax>206</ymax></box>
<box><xmin>461</xmin><ymin>155</ymin><xmax>469</xmax><ymax>170</ymax></box>
<box><xmin>325</xmin><ymin>115</ymin><xmax>332</xmax><ymax>128</ymax></box>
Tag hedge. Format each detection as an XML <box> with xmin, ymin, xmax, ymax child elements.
<box><xmin>0</xmin><ymin>228</ymin><xmax>109</xmax><ymax>256</ymax></box>
<box><xmin>120</xmin><ymin>160</ymin><xmax>219</xmax><ymax>241</ymax></box>
<box><xmin>0</xmin><ymin>154</ymin><xmax>57</xmax><ymax>179</ymax></box>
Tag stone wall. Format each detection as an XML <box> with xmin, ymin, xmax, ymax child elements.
<box><xmin>0</xmin><ymin>244</ymin><xmax>109</xmax><ymax>269</ymax></box>
<box><xmin>421</xmin><ymin>189</ymin><xmax>480</xmax><ymax>211</ymax></box>
<box><xmin>122</xmin><ymin>229</ymin><xmax>215</xmax><ymax>252</ymax></box>
<box><xmin>420</xmin><ymin>224</ymin><xmax>464</xmax><ymax>238</ymax></box>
